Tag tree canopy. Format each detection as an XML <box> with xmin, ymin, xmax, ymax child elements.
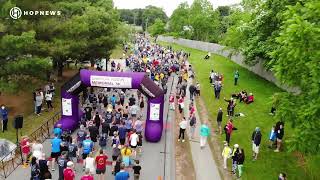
<box><xmin>118</xmin><ymin>5</ymin><xmax>168</xmax><ymax>31</ymax></box>
<box><xmin>0</xmin><ymin>0</ymin><xmax>122</xmax><ymax>92</ymax></box>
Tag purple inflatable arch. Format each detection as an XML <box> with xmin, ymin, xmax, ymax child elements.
<box><xmin>56</xmin><ymin>69</ymin><xmax>164</xmax><ymax>142</ymax></box>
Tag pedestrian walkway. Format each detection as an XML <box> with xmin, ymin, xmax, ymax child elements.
<box><xmin>183</xmin><ymin>64</ymin><xmax>221</xmax><ymax>180</ymax></box>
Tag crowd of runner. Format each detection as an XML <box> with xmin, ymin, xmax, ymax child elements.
<box><xmin>20</xmin><ymin>34</ymin><xmax>195</xmax><ymax>180</ymax></box>
<box><xmin>16</xmin><ymin>33</ymin><xmax>288</xmax><ymax>180</ymax></box>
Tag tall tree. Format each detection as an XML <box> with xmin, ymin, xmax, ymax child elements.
<box><xmin>148</xmin><ymin>18</ymin><xmax>165</xmax><ymax>36</ymax></box>
<box><xmin>271</xmin><ymin>0</ymin><xmax>320</xmax><ymax>153</ymax></box>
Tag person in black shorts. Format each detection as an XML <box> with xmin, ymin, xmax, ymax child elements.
<box><xmin>133</xmin><ymin>160</ymin><xmax>142</xmax><ymax>180</ymax></box>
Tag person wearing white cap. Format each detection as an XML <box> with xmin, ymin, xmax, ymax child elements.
<box><xmin>252</xmin><ymin>127</ymin><xmax>262</xmax><ymax>160</ymax></box>
<box><xmin>231</xmin><ymin>144</ymin><xmax>240</xmax><ymax>175</ymax></box>
<box><xmin>63</xmin><ymin>161</ymin><xmax>75</xmax><ymax>180</ymax></box>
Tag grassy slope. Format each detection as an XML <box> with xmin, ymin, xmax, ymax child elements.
<box><xmin>159</xmin><ymin>41</ymin><xmax>319</xmax><ymax>179</ymax></box>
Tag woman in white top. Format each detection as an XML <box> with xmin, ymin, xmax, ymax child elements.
<box><xmin>84</xmin><ymin>153</ymin><xmax>95</xmax><ymax>174</ymax></box>
<box><xmin>45</xmin><ymin>91</ymin><xmax>53</xmax><ymax>111</ymax></box>
<box><xmin>129</xmin><ymin>129</ymin><xmax>139</xmax><ymax>158</ymax></box>
<box><xmin>32</xmin><ymin>140</ymin><xmax>43</xmax><ymax>159</ymax></box>
<box><xmin>178</xmin><ymin>117</ymin><xmax>188</xmax><ymax>142</ymax></box>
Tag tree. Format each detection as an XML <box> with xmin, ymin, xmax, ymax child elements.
<box><xmin>142</xmin><ymin>5</ymin><xmax>168</xmax><ymax>31</ymax></box>
<box><xmin>0</xmin><ymin>0</ymin><xmax>121</xmax><ymax>90</ymax></box>
<box><xmin>270</xmin><ymin>0</ymin><xmax>320</xmax><ymax>153</ymax></box>
<box><xmin>168</xmin><ymin>2</ymin><xmax>190</xmax><ymax>35</ymax></box>
<box><xmin>189</xmin><ymin>0</ymin><xmax>220</xmax><ymax>42</ymax></box>
<box><xmin>148</xmin><ymin>18</ymin><xmax>165</xmax><ymax>36</ymax></box>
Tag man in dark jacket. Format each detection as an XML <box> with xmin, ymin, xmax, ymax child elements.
<box><xmin>188</xmin><ymin>84</ymin><xmax>196</xmax><ymax>101</ymax></box>
<box><xmin>0</xmin><ymin>105</ymin><xmax>8</xmax><ymax>132</ymax></box>
<box><xmin>251</xmin><ymin>127</ymin><xmax>262</xmax><ymax>160</ymax></box>
<box><xmin>216</xmin><ymin>108</ymin><xmax>223</xmax><ymax>134</ymax></box>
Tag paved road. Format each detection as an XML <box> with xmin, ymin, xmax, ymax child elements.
<box><xmin>7</xmin><ymin>59</ymin><xmax>176</xmax><ymax>180</ymax></box>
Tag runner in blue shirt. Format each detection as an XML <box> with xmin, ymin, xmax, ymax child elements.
<box><xmin>53</xmin><ymin>124</ymin><xmax>63</xmax><ymax>138</ymax></box>
<box><xmin>82</xmin><ymin>136</ymin><xmax>94</xmax><ymax>160</ymax></box>
<box><xmin>50</xmin><ymin>134</ymin><xmax>62</xmax><ymax>171</ymax></box>
<box><xmin>115</xmin><ymin>163</ymin><xmax>130</xmax><ymax>180</ymax></box>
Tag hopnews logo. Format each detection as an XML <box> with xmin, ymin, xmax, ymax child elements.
<box><xmin>9</xmin><ymin>7</ymin><xmax>22</xmax><ymax>19</ymax></box>
<box><xmin>9</xmin><ymin>7</ymin><xmax>61</xmax><ymax>19</ymax></box>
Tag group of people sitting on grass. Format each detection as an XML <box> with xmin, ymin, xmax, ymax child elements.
<box><xmin>231</xmin><ymin>90</ymin><xmax>254</xmax><ymax>104</ymax></box>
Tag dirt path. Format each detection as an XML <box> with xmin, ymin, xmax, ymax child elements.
<box><xmin>196</xmin><ymin>97</ymin><xmax>233</xmax><ymax>180</ymax></box>
<box><xmin>174</xmin><ymin>106</ymin><xmax>196</xmax><ymax>180</ymax></box>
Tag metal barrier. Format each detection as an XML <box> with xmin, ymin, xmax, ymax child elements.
<box><xmin>0</xmin><ymin>111</ymin><xmax>61</xmax><ymax>179</ymax></box>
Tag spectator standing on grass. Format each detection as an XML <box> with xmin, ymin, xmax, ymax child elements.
<box><xmin>133</xmin><ymin>160</ymin><xmax>141</xmax><ymax>180</ymax></box>
<box><xmin>214</xmin><ymin>81</ymin><xmax>222</xmax><ymax>99</ymax></box>
<box><xmin>231</xmin><ymin>144</ymin><xmax>239</xmax><ymax>175</ymax></box>
<box><xmin>196</xmin><ymin>82</ymin><xmax>200</xmax><ymax>96</ymax></box>
<box><xmin>178</xmin><ymin>117</ymin><xmax>188</xmax><ymax>142</ymax></box>
<box><xmin>237</xmin><ymin>148</ymin><xmax>245</xmax><ymax>178</ymax></box>
<box><xmin>268</xmin><ymin>125</ymin><xmax>276</xmax><ymax>148</ymax></box>
<box><xmin>274</xmin><ymin>123</ymin><xmax>285</xmax><ymax>152</ymax></box>
<box><xmin>200</xmin><ymin>121</ymin><xmax>210</xmax><ymax>149</ymax></box>
<box><xmin>225</xmin><ymin>119</ymin><xmax>236</xmax><ymax>145</ymax></box>
<box><xmin>45</xmin><ymin>91</ymin><xmax>54</xmax><ymax>111</ymax></box>
<box><xmin>35</xmin><ymin>91</ymin><xmax>43</xmax><ymax>116</ymax></box>
<box><xmin>0</xmin><ymin>104</ymin><xmax>8</xmax><ymax>132</ymax></box>
<box><xmin>278</xmin><ymin>172</ymin><xmax>287</xmax><ymax>180</ymax></box>
<box><xmin>224</xmin><ymin>97</ymin><xmax>236</xmax><ymax>117</ymax></box>
<box><xmin>217</xmin><ymin>108</ymin><xmax>223</xmax><ymax>135</ymax></box>
<box><xmin>251</xmin><ymin>127</ymin><xmax>262</xmax><ymax>160</ymax></box>
<box><xmin>234</xmin><ymin>70</ymin><xmax>240</xmax><ymax>85</ymax></box>
<box><xmin>222</xmin><ymin>141</ymin><xmax>232</xmax><ymax>169</ymax></box>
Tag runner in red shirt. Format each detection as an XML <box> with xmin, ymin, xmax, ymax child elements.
<box><xmin>95</xmin><ymin>149</ymin><xmax>108</xmax><ymax>180</ymax></box>
<box><xmin>63</xmin><ymin>161</ymin><xmax>75</xmax><ymax>180</ymax></box>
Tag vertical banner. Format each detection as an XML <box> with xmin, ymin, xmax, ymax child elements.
<box><xmin>150</xmin><ymin>103</ymin><xmax>160</xmax><ymax>121</ymax></box>
<box><xmin>62</xmin><ymin>98</ymin><xmax>72</xmax><ymax>116</ymax></box>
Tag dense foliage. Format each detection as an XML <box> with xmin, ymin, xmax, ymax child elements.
<box><xmin>271</xmin><ymin>0</ymin><xmax>320</xmax><ymax>153</ymax></box>
<box><xmin>118</xmin><ymin>5</ymin><xmax>168</xmax><ymax>31</ymax></box>
<box><xmin>0</xmin><ymin>0</ymin><xmax>123</xmax><ymax>92</ymax></box>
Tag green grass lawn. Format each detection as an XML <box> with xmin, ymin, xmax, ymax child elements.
<box><xmin>0</xmin><ymin>86</ymin><xmax>62</xmax><ymax>143</ymax></box>
<box><xmin>159</xmin><ymin>41</ymin><xmax>320</xmax><ymax>180</ymax></box>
